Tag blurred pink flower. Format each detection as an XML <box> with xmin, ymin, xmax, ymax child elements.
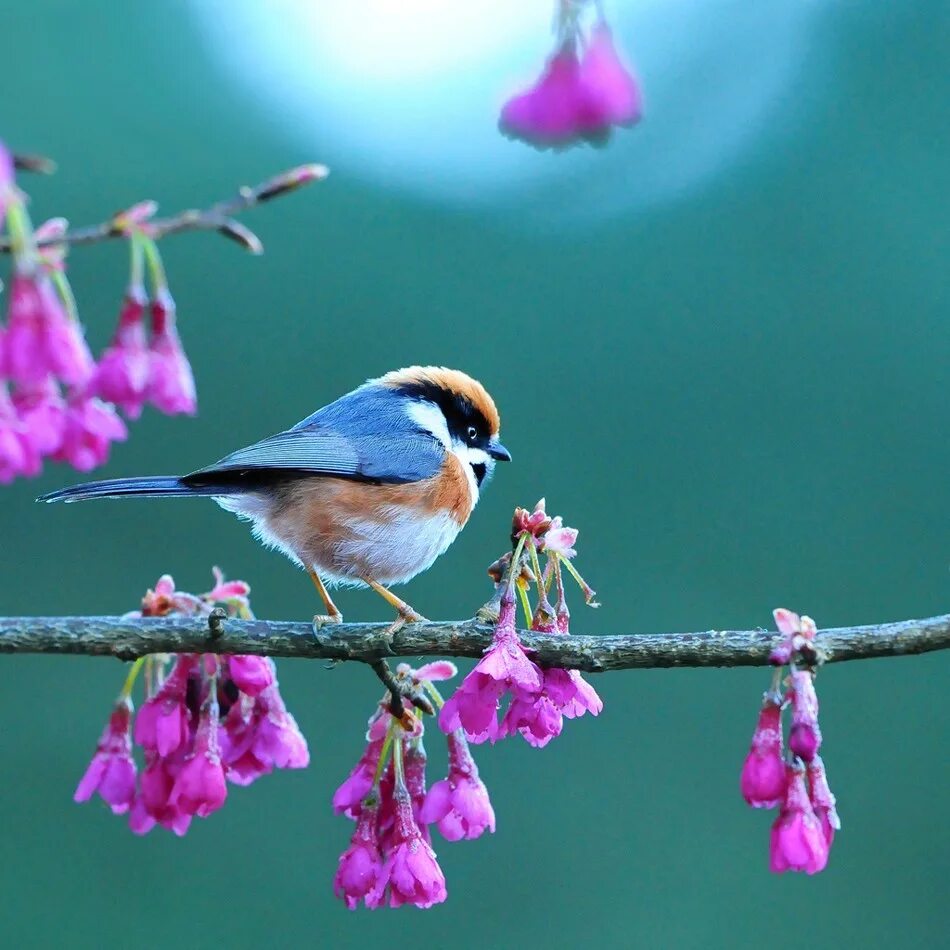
<box><xmin>73</xmin><ymin>698</ymin><xmax>137</xmax><ymax>815</ymax></box>
<box><xmin>94</xmin><ymin>285</ymin><xmax>150</xmax><ymax>419</ymax></box>
<box><xmin>0</xmin><ymin>140</ymin><xmax>14</xmax><ymax>229</ymax></box>
<box><xmin>146</xmin><ymin>287</ymin><xmax>196</xmax><ymax>415</ymax></box>
<box><xmin>500</xmin><ymin>23</ymin><xmax>642</xmax><ymax>149</ymax></box>
<box><xmin>4</xmin><ymin>270</ymin><xmax>94</xmax><ymax>388</ymax></box>
<box><xmin>578</xmin><ymin>22</ymin><xmax>642</xmax><ymax>130</ymax></box>
<box><xmin>334</xmin><ymin>735</ymin><xmax>386</xmax><ymax>819</ymax></box>
<box><xmin>0</xmin><ymin>386</ymin><xmax>34</xmax><ymax>483</ymax></box>
<box><xmin>740</xmin><ymin>697</ymin><xmax>787</xmax><ymax>808</ymax></box>
<box><xmin>12</xmin><ymin>376</ymin><xmax>66</xmax><ymax>458</ymax></box>
<box><xmin>53</xmin><ymin>391</ymin><xmax>127</xmax><ymax>472</ymax></box>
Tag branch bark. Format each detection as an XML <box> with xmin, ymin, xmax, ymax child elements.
<box><xmin>0</xmin><ymin>613</ymin><xmax>947</xmax><ymax>671</ymax></box>
<box><xmin>0</xmin><ymin>163</ymin><xmax>329</xmax><ymax>255</ymax></box>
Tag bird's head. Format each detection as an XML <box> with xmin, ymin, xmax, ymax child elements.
<box><xmin>380</xmin><ymin>366</ymin><xmax>511</xmax><ymax>489</ymax></box>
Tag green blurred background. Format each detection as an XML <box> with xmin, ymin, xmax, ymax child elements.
<box><xmin>2</xmin><ymin>1</ymin><xmax>948</xmax><ymax>947</ymax></box>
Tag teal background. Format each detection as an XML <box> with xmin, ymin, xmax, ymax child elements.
<box><xmin>1</xmin><ymin>2</ymin><xmax>948</xmax><ymax>948</ymax></box>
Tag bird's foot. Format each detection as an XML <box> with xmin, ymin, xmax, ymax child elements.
<box><xmin>312</xmin><ymin>611</ymin><xmax>344</xmax><ymax>634</ymax></box>
<box><xmin>383</xmin><ymin>607</ymin><xmax>427</xmax><ymax>640</ymax></box>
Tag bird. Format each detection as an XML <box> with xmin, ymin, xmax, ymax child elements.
<box><xmin>40</xmin><ymin>366</ymin><xmax>510</xmax><ymax>630</ymax></box>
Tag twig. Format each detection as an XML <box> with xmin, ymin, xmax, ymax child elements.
<box><xmin>0</xmin><ymin>163</ymin><xmax>329</xmax><ymax>255</ymax></box>
<box><xmin>0</xmin><ymin>613</ymin><xmax>947</xmax><ymax>670</ymax></box>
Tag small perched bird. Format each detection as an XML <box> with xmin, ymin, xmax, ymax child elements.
<box><xmin>41</xmin><ymin>366</ymin><xmax>510</xmax><ymax>628</ymax></box>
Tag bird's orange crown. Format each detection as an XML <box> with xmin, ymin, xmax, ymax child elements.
<box><xmin>380</xmin><ymin>366</ymin><xmax>501</xmax><ymax>437</ymax></box>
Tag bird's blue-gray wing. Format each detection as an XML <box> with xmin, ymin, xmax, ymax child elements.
<box><xmin>182</xmin><ymin>426</ymin><xmax>443</xmax><ymax>487</ymax></box>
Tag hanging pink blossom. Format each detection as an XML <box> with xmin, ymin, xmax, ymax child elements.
<box><xmin>146</xmin><ymin>287</ymin><xmax>196</xmax><ymax>415</ymax></box>
<box><xmin>770</xmin><ymin>763</ymin><xmax>829</xmax><ymax>875</ymax></box>
<box><xmin>421</xmin><ymin>731</ymin><xmax>495</xmax><ymax>841</ymax></box>
<box><xmin>73</xmin><ymin>699</ymin><xmax>137</xmax><ymax>815</ymax></box>
<box><xmin>500</xmin><ymin>21</ymin><xmax>642</xmax><ymax>149</ymax></box>
<box><xmin>787</xmin><ymin>669</ymin><xmax>822</xmax><ymax>762</ymax></box>
<box><xmin>93</xmin><ymin>286</ymin><xmax>150</xmax><ymax>418</ymax></box>
<box><xmin>53</xmin><ymin>391</ymin><xmax>127</xmax><ymax>472</ymax></box>
<box><xmin>171</xmin><ymin>694</ymin><xmax>228</xmax><ymax>818</ymax></box>
<box><xmin>740</xmin><ymin>697</ymin><xmax>787</xmax><ymax>808</ymax></box>
<box><xmin>334</xmin><ymin>796</ymin><xmax>385</xmax><ymax>910</ymax></box>
<box><xmin>438</xmin><ymin>597</ymin><xmax>542</xmax><ymax>743</ymax></box>
<box><xmin>372</xmin><ymin>790</ymin><xmax>447</xmax><ymax>909</ymax></box>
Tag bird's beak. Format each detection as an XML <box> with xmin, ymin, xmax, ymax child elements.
<box><xmin>488</xmin><ymin>440</ymin><xmax>511</xmax><ymax>462</ymax></box>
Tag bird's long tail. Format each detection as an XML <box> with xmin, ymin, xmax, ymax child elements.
<box><xmin>38</xmin><ymin>476</ymin><xmax>223</xmax><ymax>503</ymax></box>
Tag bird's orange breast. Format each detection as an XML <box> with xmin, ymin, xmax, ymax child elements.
<box><xmin>259</xmin><ymin>455</ymin><xmax>474</xmax><ymax>584</ymax></box>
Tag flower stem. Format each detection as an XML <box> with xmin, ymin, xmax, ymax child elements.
<box><xmin>118</xmin><ymin>656</ymin><xmax>145</xmax><ymax>701</ymax></box>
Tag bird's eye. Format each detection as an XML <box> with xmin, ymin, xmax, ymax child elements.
<box><xmin>466</xmin><ymin>425</ymin><xmax>478</xmax><ymax>442</ymax></box>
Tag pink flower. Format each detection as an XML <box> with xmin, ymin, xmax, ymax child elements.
<box><xmin>439</xmin><ymin>597</ymin><xmax>542</xmax><ymax>743</ymax></box>
<box><xmin>138</xmin><ymin>751</ymin><xmax>192</xmax><ymax>836</ymax></box>
<box><xmin>501</xmin><ymin>44</ymin><xmax>588</xmax><ymax>148</ymax></box>
<box><xmin>12</xmin><ymin>376</ymin><xmax>66</xmax><ymax>457</ymax></box>
<box><xmin>53</xmin><ymin>391</ymin><xmax>127</xmax><ymax>472</ymax></box>
<box><xmin>93</xmin><ymin>286</ymin><xmax>150</xmax><ymax>419</ymax></box>
<box><xmin>134</xmin><ymin>655</ymin><xmax>196</xmax><ymax>756</ymax></box>
<box><xmin>4</xmin><ymin>270</ymin><xmax>94</xmax><ymax>387</ymax></box>
<box><xmin>403</xmin><ymin>738</ymin><xmax>429</xmax><ymax>831</ymax></box>
<box><xmin>806</xmin><ymin>756</ymin><xmax>840</xmax><ymax>847</ymax></box>
<box><xmin>740</xmin><ymin>697</ymin><xmax>787</xmax><ymax>808</ymax></box>
<box><xmin>788</xmin><ymin>670</ymin><xmax>821</xmax><ymax>762</ymax></box>
<box><xmin>373</xmin><ymin>788</ymin><xmax>447</xmax><ymax>909</ymax></box>
<box><xmin>140</xmin><ymin>574</ymin><xmax>203</xmax><ymax>617</ymax></box>
<box><xmin>251</xmin><ymin>682</ymin><xmax>309</xmax><ymax>770</ymax></box>
<box><xmin>0</xmin><ymin>386</ymin><xmax>34</xmax><ymax>483</ymax></box>
<box><xmin>205</xmin><ymin>565</ymin><xmax>251</xmax><ymax>607</ymax></box>
<box><xmin>0</xmin><ymin>141</ymin><xmax>13</xmax><ymax>229</ymax></box>
<box><xmin>420</xmin><ymin>731</ymin><xmax>495</xmax><ymax>841</ymax></box>
<box><xmin>770</xmin><ymin>763</ymin><xmax>829</xmax><ymax>875</ymax></box>
<box><xmin>219</xmin><ymin>695</ymin><xmax>272</xmax><ymax>787</ymax></box>
<box><xmin>74</xmin><ymin>698</ymin><xmax>137</xmax><ymax>815</ymax></box>
<box><xmin>543</xmin><ymin>517</ymin><xmax>579</xmax><ymax>558</ymax></box>
<box><xmin>127</xmin><ymin>795</ymin><xmax>157</xmax><ymax>836</ymax></box>
<box><xmin>171</xmin><ymin>694</ymin><xmax>228</xmax><ymax>818</ymax></box>
<box><xmin>578</xmin><ymin>22</ymin><xmax>642</xmax><ymax>130</ymax></box>
<box><xmin>226</xmin><ymin>655</ymin><xmax>273</xmax><ymax>697</ymax></box>
<box><xmin>146</xmin><ymin>287</ymin><xmax>196</xmax><ymax>415</ymax></box>
<box><xmin>500</xmin><ymin>24</ymin><xmax>642</xmax><ymax>149</ymax></box>
<box><xmin>412</xmin><ymin>660</ymin><xmax>458</xmax><ymax>682</ymax></box>
<box><xmin>770</xmin><ymin>608</ymin><xmax>818</xmax><ymax>665</ymax></box>
<box><xmin>498</xmin><ymin>687</ymin><xmax>564</xmax><ymax>748</ymax></box>
<box><xmin>334</xmin><ymin>733</ymin><xmax>386</xmax><ymax>818</ymax></box>
<box><xmin>335</xmin><ymin>795</ymin><xmax>385</xmax><ymax>910</ymax></box>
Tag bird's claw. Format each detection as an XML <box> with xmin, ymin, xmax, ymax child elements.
<box><xmin>312</xmin><ymin>612</ymin><xmax>344</xmax><ymax>635</ymax></box>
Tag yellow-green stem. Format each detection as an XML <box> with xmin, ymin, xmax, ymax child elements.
<box><xmin>119</xmin><ymin>657</ymin><xmax>145</xmax><ymax>701</ymax></box>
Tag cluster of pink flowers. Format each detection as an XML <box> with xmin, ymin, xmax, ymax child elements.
<box><xmin>740</xmin><ymin>609</ymin><xmax>840</xmax><ymax>874</ymax></box>
<box><xmin>333</xmin><ymin>661</ymin><xmax>494</xmax><ymax>910</ymax></box>
<box><xmin>500</xmin><ymin>3</ymin><xmax>642</xmax><ymax>149</ymax></box>
<box><xmin>439</xmin><ymin>500</ymin><xmax>603</xmax><ymax>747</ymax></box>
<box><xmin>0</xmin><ymin>139</ymin><xmax>195</xmax><ymax>483</ymax></box>
<box><xmin>74</xmin><ymin>569</ymin><xmax>307</xmax><ymax>835</ymax></box>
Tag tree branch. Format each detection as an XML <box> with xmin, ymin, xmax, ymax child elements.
<box><xmin>0</xmin><ymin>163</ymin><xmax>329</xmax><ymax>255</ymax></box>
<box><xmin>0</xmin><ymin>612</ymin><xmax>947</xmax><ymax>670</ymax></box>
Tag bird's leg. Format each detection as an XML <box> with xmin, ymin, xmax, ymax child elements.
<box><xmin>362</xmin><ymin>576</ymin><xmax>427</xmax><ymax>636</ymax></box>
<box><xmin>309</xmin><ymin>568</ymin><xmax>343</xmax><ymax>630</ymax></box>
